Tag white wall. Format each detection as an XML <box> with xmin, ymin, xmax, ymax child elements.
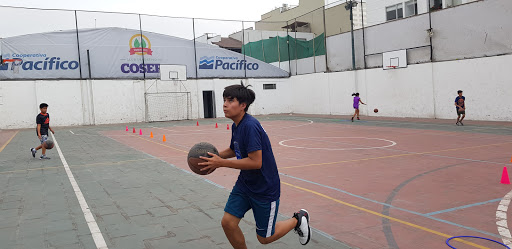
<box><xmin>432</xmin><ymin>55</ymin><xmax>512</xmax><ymax>120</ymax></box>
<box><xmin>1</xmin><ymin>53</ymin><xmax>511</xmax><ymax>129</ymax></box>
<box><xmin>289</xmin><ymin>54</ymin><xmax>512</xmax><ymax>121</ymax></box>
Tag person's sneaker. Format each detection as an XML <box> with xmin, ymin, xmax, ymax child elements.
<box><xmin>455</xmin><ymin>122</ymin><xmax>460</xmax><ymax>126</ymax></box>
<box><xmin>39</xmin><ymin>155</ymin><xmax>50</xmax><ymax>160</ymax></box>
<box><xmin>460</xmin><ymin>121</ymin><xmax>464</xmax><ymax>126</ymax></box>
<box><xmin>357</xmin><ymin>117</ymin><xmax>360</xmax><ymax>120</ymax></box>
<box><xmin>30</xmin><ymin>148</ymin><xmax>36</xmax><ymax>158</ymax></box>
<box><xmin>293</xmin><ymin>209</ymin><xmax>311</xmax><ymax>245</ymax></box>
<box><xmin>351</xmin><ymin>117</ymin><xmax>354</xmax><ymax>122</ymax></box>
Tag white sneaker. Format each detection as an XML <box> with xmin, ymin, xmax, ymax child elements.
<box><xmin>293</xmin><ymin>209</ymin><xmax>311</xmax><ymax>245</ymax></box>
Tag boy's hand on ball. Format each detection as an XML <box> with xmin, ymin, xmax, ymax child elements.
<box><xmin>199</xmin><ymin>152</ymin><xmax>223</xmax><ymax>172</ymax></box>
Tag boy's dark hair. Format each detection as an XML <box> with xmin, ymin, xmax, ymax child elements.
<box><xmin>457</xmin><ymin>90</ymin><xmax>463</xmax><ymax>93</ymax></box>
<box><xmin>39</xmin><ymin>103</ymin><xmax>48</xmax><ymax>109</ymax></box>
<box><xmin>351</xmin><ymin>93</ymin><xmax>360</xmax><ymax>96</ymax></box>
<box><xmin>223</xmin><ymin>82</ymin><xmax>255</xmax><ymax>112</ymax></box>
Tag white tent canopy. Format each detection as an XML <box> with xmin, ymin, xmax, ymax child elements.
<box><xmin>0</xmin><ymin>27</ymin><xmax>289</xmax><ymax>79</ymax></box>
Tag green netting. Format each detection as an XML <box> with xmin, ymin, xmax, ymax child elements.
<box><xmin>242</xmin><ymin>33</ymin><xmax>325</xmax><ymax>63</ymax></box>
<box><xmin>262</xmin><ymin>38</ymin><xmax>279</xmax><ymax>63</ymax></box>
<box><xmin>278</xmin><ymin>36</ymin><xmax>290</xmax><ymax>61</ymax></box>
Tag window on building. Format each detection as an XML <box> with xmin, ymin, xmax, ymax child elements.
<box><xmin>386</xmin><ymin>4</ymin><xmax>403</xmax><ymax>21</ymax></box>
<box><xmin>405</xmin><ymin>0</ymin><xmax>418</xmax><ymax>17</ymax></box>
<box><xmin>263</xmin><ymin>84</ymin><xmax>276</xmax><ymax>90</ymax></box>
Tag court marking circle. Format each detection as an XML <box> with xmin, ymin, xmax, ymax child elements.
<box><xmin>278</xmin><ymin>137</ymin><xmax>397</xmax><ymax>151</ymax></box>
<box><xmin>446</xmin><ymin>236</ymin><xmax>510</xmax><ymax>249</ymax></box>
<box><xmin>497</xmin><ymin>189</ymin><xmax>512</xmax><ymax>246</ymax></box>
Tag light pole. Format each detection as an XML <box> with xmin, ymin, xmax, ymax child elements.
<box><xmin>345</xmin><ymin>0</ymin><xmax>358</xmax><ymax>70</ymax></box>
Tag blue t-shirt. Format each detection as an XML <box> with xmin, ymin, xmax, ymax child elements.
<box><xmin>455</xmin><ymin>96</ymin><xmax>465</xmax><ymax>109</ymax></box>
<box><xmin>230</xmin><ymin>113</ymin><xmax>280</xmax><ymax>202</ymax></box>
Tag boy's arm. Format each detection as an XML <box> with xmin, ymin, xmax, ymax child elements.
<box><xmin>199</xmin><ymin>150</ymin><xmax>262</xmax><ymax>172</ymax></box>
<box><xmin>49</xmin><ymin>126</ymin><xmax>55</xmax><ymax>134</ymax></box>
<box><xmin>219</xmin><ymin>148</ymin><xmax>236</xmax><ymax>159</ymax></box>
<box><xmin>37</xmin><ymin>124</ymin><xmax>42</xmax><ymax>139</ymax></box>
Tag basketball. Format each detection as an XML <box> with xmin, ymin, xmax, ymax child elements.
<box><xmin>43</xmin><ymin>140</ymin><xmax>54</xmax><ymax>150</ymax></box>
<box><xmin>374</xmin><ymin>108</ymin><xmax>379</xmax><ymax>113</ymax></box>
<box><xmin>187</xmin><ymin>142</ymin><xmax>219</xmax><ymax>175</ymax></box>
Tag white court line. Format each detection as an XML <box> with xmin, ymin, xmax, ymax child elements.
<box><xmin>497</xmin><ymin>189</ymin><xmax>512</xmax><ymax>246</ymax></box>
<box><xmin>279</xmin><ymin>137</ymin><xmax>397</xmax><ymax>151</ymax></box>
<box><xmin>69</xmin><ymin>130</ymin><xmax>75</xmax><ymax>134</ymax></box>
<box><xmin>51</xmin><ymin>133</ymin><xmax>108</xmax><ymax>249</ymax></box>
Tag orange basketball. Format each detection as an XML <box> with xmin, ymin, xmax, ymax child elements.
<box><xmin>374</xmin><ymin>108</ymin><xmax>379</xmax><ymax>113</ymax></box>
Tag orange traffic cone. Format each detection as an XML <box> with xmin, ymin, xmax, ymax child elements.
<box><xmin>162</xmin><ymin>135</ymin><xmax>166</xmax><ymax>142</ymax></box>
<box><xmin>139</xmin><ymin>129</ymin><xmax>142</xmax><ymax>135</ymax></box>
<box><xmin>197</xmin><ymin>121</ymin><xmax>199</xmax><ymax>126</ymax></box>
<box><xmin>125</xmin><ymin>126</ymin><xmax>128</xmax><ymax>131</ymax></box>
<box><xmin>215</xmin><ymin>123</ymin><xmax>218</xmax><ymax>128</ymax></box>
<box><xmin>510</xmin><ymin>156</ymin><xmax>512</xmax><ymax>163</ymax></box>
<box><xmin>150</xmin><ymin>132</ymin><xmax>153</xmax><ymax>138</ymax></box>
<box><xmin>133</xmin><ymin>127</ymin><xmax>136</xmax><ymax>133</ymax></box>
<box><xmin>501</xmin><ymin>167</ymin><xmax>510</xmax><ymax>184</ymax></box>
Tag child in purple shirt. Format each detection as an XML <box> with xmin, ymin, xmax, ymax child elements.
<box><xmin>351</xmin><ymin>93</ymin><xmax>365</xmax><ymax>122</ymax></box>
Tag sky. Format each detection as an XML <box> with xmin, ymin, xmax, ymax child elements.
<box><xmin>0</xmin><ymin>0</ymin><xmax>300</xmax><ymax>21</ymax></box>
<box><xmin>0</xmin><ymin>0</ymin><xmax>306</xmax><ymax>38</ymax></box>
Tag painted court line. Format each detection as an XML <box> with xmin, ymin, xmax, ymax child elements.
<box><xmin>281</xmin><ymin>181</ymin><xmax>491</xmax><ymax>249</ymax></box>
<box><xmin>51</xmin><ymin>133</ymin><xmax>108</xmax><ymax>249</ymax></box>
<box><xmin>281</xmin><ymin>141</ymin><xmax>512</xmax><ymax>169</ymax></box>
<box><xmin>281</xmin><ymin>173</ymin><xmax>501</xmax><ymax>239</ymax></box>
<box><xmin>278</xmin><ymin>137</ymin><xmax>396</xmax><ymax>151</ymax></box>
<box><xmin>497</xmin><ymin>190</ymin><xmax>512</xmax><ymax>246</ymax></box>
<box><xmin>425</xmin><ymin>198</ymin><xmax>502</xmax><ymax>216</ymax></box>
<box><xmin>133</xmin><ymin>135</ymin><xmax>188</xmax><ymax>153</ymax></box>
<box><xmin>0</xmin><ymin>130</ymin><xmax>19</xmax><ymax>153</ymax></box>
<box><xmin>0</xmin><ymin>158</ymin><xmax>156</xmax><ymax>175</ymax></box>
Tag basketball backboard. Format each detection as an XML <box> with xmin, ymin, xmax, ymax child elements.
<box><xmin>160</xmin><ymin>64</ymin><xmax>187</xmax><ymax>81</ymax></box>
<box><xmin>383</xmin><ymin>49</ymin><xmax>407</xmax><ymax>70</ymax></box>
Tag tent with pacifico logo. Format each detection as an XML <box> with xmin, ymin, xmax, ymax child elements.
<box><xmin>0</xmin><ymin>27</ymin><xmax>289</xmax><ymax>79</ymax></box>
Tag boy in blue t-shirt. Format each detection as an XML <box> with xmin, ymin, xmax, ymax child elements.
<box><xmin>455</xmin><ymin>90</ymin><xmax>466</xmax><ymax>126</ymax></box>
<box><xmin>199</xmin><ymin>83</ymin><xmax>311</xmax><ymax>248</ymax></box>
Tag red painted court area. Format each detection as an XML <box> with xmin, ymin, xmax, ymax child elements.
<box><xmin>104</xmin><ymin>117</ymin><xmax>512</xmax><ymax>249</ymax></box>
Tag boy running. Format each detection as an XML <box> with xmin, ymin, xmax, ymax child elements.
<box><xmin>30</xmin><ymin>103</ymin><xmax>54</xmax><ymax>159</ymax></box>
<box><xmin>199</xmin><ymin>83</ymin><xmax>311</xmax><ymax>248</ymax></box>
<box><xmin>455</xmin><ymin>90</ymin><xmax>466</xmax><ymax>126</ymax></box>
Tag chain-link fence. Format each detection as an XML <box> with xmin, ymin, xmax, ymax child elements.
<box><xmin>0</xmin><ymin>0</ymin><xmax>510</xmax><ymax>80</ymax></box>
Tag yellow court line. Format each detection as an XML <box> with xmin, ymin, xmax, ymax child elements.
<box><xmin>132</xmin><ymin>135</ymin><xmax>188</xmax><ymax>153</ymax></box>
<box><xmin>0</xmin><ymin>158</ymin><xmax>155</xmax><ymax>175</ymax></box>
<box><xmin>282</xmin><ymin>141</ymin><xmax>512</xmax><ymax>169</ymax></box>
<box><xmin>282</xmin><ymin>182</ymin><xmax>490</xmax><ymax>249</ymax></box>
<box><xmin>0</xmin><ymin>130</ymin><xmax>19</xmax><ymax>153</ymax></box>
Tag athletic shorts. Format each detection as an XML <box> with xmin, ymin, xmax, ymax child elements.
<box><xmin>40</xmin><ymin>135</ymin><xmax>48</xmax><ymax>144</ymax></box>
<box><xmin>224</xmin><ymin>185</ymin><xmax>280</xmax><ymax>238</ymax></box>
<box><xmin>457</xmin><ymin>109</ymin><xmax>465</xmax><ymax>115</ymax></box>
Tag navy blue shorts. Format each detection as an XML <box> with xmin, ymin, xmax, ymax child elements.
<box><xmin>224</xmin><ymin>186</ymin><xmax>280</xmax><ymax>238</ymax></box>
